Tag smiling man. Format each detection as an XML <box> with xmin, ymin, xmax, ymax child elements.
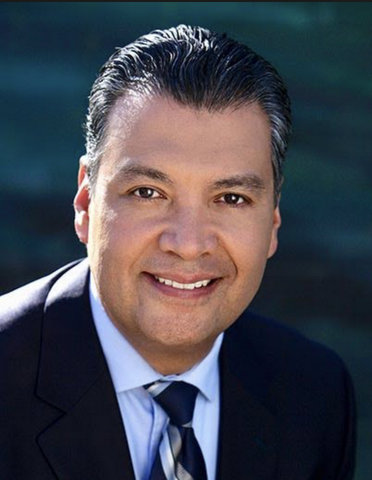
<box><xmin>0</xmin><ymin>25</ymin><xmax>355</xmax><ymax>480</ymax></box>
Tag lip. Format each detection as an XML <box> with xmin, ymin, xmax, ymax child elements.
<box><xmin>143</xmin><ymin>272</ymin><xmax>221</xmax><ymax>299</ymax></box>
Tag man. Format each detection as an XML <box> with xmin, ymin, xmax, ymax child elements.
<box><xmin>0</xmin><ymin>25</ymin><xmax>355</xmax><ymax>480</ymax></box>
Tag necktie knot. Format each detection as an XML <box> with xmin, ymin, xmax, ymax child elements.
<box><xmin>146</xmin><ymin>381</ymin><xmax>199</xmax><ymax>427</ymax></box>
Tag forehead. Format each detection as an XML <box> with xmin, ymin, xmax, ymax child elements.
<box><xmin>101</xmin><ymin>94</ymin><xmax>272</xmax><ymax>179</ymax></box>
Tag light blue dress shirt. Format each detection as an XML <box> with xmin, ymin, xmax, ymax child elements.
<box><xmin>89</xmin><ymin>275</ymin><xmax>222</xmax><ymax>480</ymax></box>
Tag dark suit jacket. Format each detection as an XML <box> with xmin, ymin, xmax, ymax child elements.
<box><xmin>0</xmin><ymin>260</ymin><xmax>356</xmax><ymax>480</ymax></box>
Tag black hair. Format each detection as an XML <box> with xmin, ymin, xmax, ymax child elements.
<box><xmin>85</xmin><ymin>24</ymin><xmax>291</xmax><ymax>203</ymax></box>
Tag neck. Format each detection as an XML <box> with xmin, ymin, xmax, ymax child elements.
<box><xmin>145</xmin><ymin>347</ymin><xmax>211</xmax><ymax>376</ymax></box>
<box><xmin>130</xmin><ymin>336</ymin><xmax>216</xmax><ymax>376</ymax></box>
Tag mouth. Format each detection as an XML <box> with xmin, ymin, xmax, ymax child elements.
<box><xmin>154</xmin><ymin>275</ymin><xmax>213</xmax><ymax>290</ymax></box>
<box><xmin>143</xmin><ymin>272</ymin><xmax>220</xmax><ymax>298</ymax></box>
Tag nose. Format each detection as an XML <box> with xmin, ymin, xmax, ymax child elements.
<box><xmin>159</xmin><ymin>206</ymin><xmax>218</xmax><ymax>260</ymax></box>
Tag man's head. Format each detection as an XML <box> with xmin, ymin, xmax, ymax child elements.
<box><xmin>84</xmin><ymin>25</ymin><xmax>291</xmax><ymax>204</ymax></box>
<box><xmin>74</xmin><ymin>25</ymin><xmax>291</xmax><ymax>374</ymax></box>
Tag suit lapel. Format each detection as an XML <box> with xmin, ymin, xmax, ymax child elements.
<box><xmin>217</xmin><ymin>315</ymin><xmax>278</xmax><ymax>480</ymax></box>
<box><xmin>35</xmin><ymin>260</ymin><xmax>135</xmax><ymax>480</ymax></box>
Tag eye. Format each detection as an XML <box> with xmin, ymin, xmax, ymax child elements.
<box><xmin>131</xmin><ymin>187</ymin><xmax>163</xmax><ymax>199</ymax></box>
<box><xmin>217</xmin><ymin>193</ymin><xmax>249</xmax><ymax>206</ymax></box>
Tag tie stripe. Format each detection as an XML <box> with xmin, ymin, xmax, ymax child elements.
<box><xmin>168</xmin><ymin>425</ymin><xmax>182</xmax><ymax>459</ymax></box>
<box><xmin>160</xmin><ymin>426</ymin><xmax>179</xmax><ymax>479</ymax></box>
<box><xmin>146</xmin><ymin>380</ymin><xmax>170</xmax><ymax>397</ymax></box>
<box><xmin>146</xmin><ymin>381</ymin><xmax>207</xmax><ymax>480</ymax></box>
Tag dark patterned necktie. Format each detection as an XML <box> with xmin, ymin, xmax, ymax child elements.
<box><xmin>146</xmin><ymin>381</ymin><xmax>208</xmax><ymax>480</ymax></box>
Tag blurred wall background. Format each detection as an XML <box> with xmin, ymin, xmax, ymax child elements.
<box><xmin>1</xmin><ymin>2</ymin><xmax>371</xmax><ymax>477</ymax></box>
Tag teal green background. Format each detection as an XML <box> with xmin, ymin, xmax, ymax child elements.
<box><xmin>1</xmin><ymin>3</ymin><xmax>371</xmax><ymax>477</ymax></box>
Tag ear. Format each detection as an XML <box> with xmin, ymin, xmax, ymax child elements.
<box><xmin>73</xmin><ymin>155</ymin><xmax>90</xmax><ymax>244</ymax></box>
<box><xmin>267</xmin><ymin>205</ymin><xmax>281</xmax><ymax>259</ymax></box>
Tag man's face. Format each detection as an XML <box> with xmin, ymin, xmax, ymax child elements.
<box><xmin>74</xmin><ymin>95</ymin><xmax>281</xmax><ymax>373</ymax></box>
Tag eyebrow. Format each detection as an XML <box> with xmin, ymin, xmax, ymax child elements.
<box><xmin>211</xmin><ymin>174</ymin><xmax>266</xmax><ymax>192</ymax></box>
<box><xmin>116</xmin><ymin>164</ymin><xmax>173</xmax><ymax>185</ymax></box>
<box><xmin>116</xmin><ymin>164</ymin><xmax>266</xmax><ymax>193</ymax></box>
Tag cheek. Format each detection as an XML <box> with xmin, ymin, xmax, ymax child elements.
<box><xmin>89</xmin><ymin>205</ymin><xmax>161</xmax><ymax>270</ymax></box>
<box><xmin>223</xmin><ymin>215</ymin><xmax>275</xmax><ymax>260</ymax></box>
<box><xmin>235</xmin><ymin>240</ymin><xmax>268</xmax><ymax>280</ymax></box>
<box><xmin>221</xmin><ymin>217</ymin><xmax>275</xmax><ymax>293</ymax></box>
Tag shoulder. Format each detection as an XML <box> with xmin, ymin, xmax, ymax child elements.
<box><xmin>224</xmin><ymin>310</ymin><xmax>352</xmax><ymax>393</ymax></box>
<box><xmin>223</xmin><ymin>311</ymin><xmax>356</xmax><ymax>478</ymax></box>
<box><xmin>0</xmin><ymin>259</ymin><xmax>89</xmax><ymax>407</ymax></box>
<box><xmin>0</xmin><ymin>260</ymin><xmax>86</xmax><ymax>367</ymax></box>
<box><xmin>0</xmin><ymin>260</ymin><xmax>83</xmax><ymax>331</ymax></box>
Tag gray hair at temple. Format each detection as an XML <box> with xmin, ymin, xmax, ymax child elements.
<box><xmin>84</xmin><ymin>24</ymin><xmax>292</xmax><ymax>204</ymax></box>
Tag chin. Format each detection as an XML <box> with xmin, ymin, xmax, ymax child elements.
<box><xmin>143</xmin><ymin>322</ymin><xmax>216</xmax><ymax>349</ymax></box>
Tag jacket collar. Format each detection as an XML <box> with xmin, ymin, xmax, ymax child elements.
<box><xmin>217</xmin><ymin>313</ymin><xmax>279</xmax><ymax>480</ymax></box>
<box><xmin>36</xmin><ymin>260</ymin><xmax>135</xmax><ymax>480</ymax></box>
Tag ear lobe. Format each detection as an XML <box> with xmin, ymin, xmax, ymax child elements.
<box><xmin>74</xmin><ymin>161</ymin><xmax>90</xmax><ymax>244</ymax></box>
<box><xmin>267</xmin><ymin>206</ymin><xmax>281</xmax><ymax>259</ymax></box>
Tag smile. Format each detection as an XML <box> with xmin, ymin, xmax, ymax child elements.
<box><xmin>154</xmin><ymin>276</ymin><xmax>212</xmax><ymax>290</ymax></box>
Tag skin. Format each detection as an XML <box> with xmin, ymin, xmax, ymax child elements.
<box><xmin>74</xmin><ymin>95</ymin><xmax>281</xmax><ymax>375</ymax></box>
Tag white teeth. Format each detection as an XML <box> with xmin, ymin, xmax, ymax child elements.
<box><xmin>155</xmin><ymin>276</ymin><xmax>212</xmax><ymax>290</ymax></box>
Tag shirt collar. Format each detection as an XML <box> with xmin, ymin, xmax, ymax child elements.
<box><xmin>89</xmin><ymin>274</ymin><xmax>223</xmax><ymax>402</ymax></box>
